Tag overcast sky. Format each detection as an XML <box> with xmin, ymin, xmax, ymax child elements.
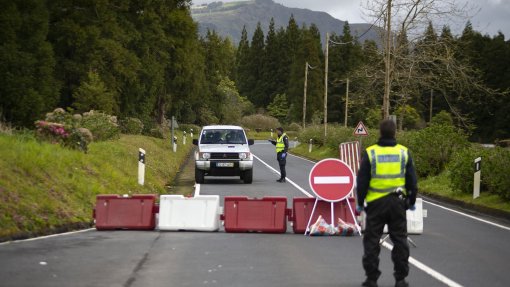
<box><xmin>192</xmin><ymin>0</ymin><xmax>510</xmax><ymax>37</ymax></box>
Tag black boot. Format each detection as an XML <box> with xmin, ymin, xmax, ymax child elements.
<box><xmin>361</xmin><ymin>279</ymin><xmax>378</xmax><ymax>287</ymax></box>
<box><xmin>276</xmin><ymin>178</ymin><xmax>286</xmax><ymax>183</ymax></box>
<box><xmin>395</xmin><ymin>280</ymin><xmax>409</xmax><ymax>287</ymax></box>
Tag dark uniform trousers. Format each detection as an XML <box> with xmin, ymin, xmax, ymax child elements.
<box><xmin>277</xmin><ymin>152</ymin><xmax>286</xmax><ymax>179</ymax></box>
<box><xmin>363</xmin><ymin>194</ymin><xmax>409</xmax><ymax>281</ymax></box>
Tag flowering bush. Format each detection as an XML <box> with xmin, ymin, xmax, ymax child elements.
<box><xmin>35</xmin><ymin>121</ymin><xmax>69</xmax><ymax>144</ymax></box>
<box><xmin>81</xmin><ymin>110</ymin><xmax>120</xmax><ymax>141</ymax></box>
<box><xmin>35</xmin><ymin>120</ymin><xmax>92</xmax><ymax>152</ymax></box>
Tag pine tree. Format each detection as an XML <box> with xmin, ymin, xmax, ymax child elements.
<box><xmin>73</xmin><ymin>71</ymin><xmax>115</xmax><ymax>114</ymax></box>
<box><xmin>246</xmin><ymin>22</ymin><xmax>266</xmax><ymax>107</ymax></box>
<box><xmin>0</xmin><ymin>0</ymin><xmax>59</xmax><ymax>126</ymax></box>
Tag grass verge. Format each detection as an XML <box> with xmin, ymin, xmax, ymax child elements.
<box><xmin>0</xmin><ymin>131</ymin><xmax>193</xmax><ymax>241</ymax></box>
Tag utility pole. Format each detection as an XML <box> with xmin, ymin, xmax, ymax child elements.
<box><xmin>429</xmin><ymin>89</ymin><xmax>434</xmax><ymax>122</ymax></box>
<box><xmin>324</xmin><ymin>32</ymin><xmax>329</xmax><ymax>138</ymax></box>
<box><xmin>383</xmin><ymin>0</ymin><xmax>392</xmax><ymax>119</ymax></box>
<box><xmin>303</xmin><ymin>62</ymin><xmax>309</xmax><ymax>129</ymax></box>
<box><xmin>344</xmin><ymin>78</ymin><xmax>350</xmax><ymax>127</ymax></box>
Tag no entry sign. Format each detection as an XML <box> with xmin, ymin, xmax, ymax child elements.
<box><xmin>309</xmin><ymin>158</ymin><xmax>355</xmax><ymax>202</ymax></box>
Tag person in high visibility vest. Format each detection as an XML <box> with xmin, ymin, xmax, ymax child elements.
<box><xmin>356</xmin><ymin>119</ymin><xmax>418</xmax><ymax>287</ymax></box>
<box><xmin>268</xmin><ymin>127</ymin><xmax>289</xmax><ymax>182</ymax></box>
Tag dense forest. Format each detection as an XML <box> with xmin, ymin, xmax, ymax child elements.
<box><xmin>0</xmin><ymin>0</ymin><xmax>509</xmax><ymax>141</ymax></box>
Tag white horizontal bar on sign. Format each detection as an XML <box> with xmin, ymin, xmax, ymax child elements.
<box><xmin>314</xmin><ymin>176</ymin><xmax>350</xmax><ymax>184</ymax></box>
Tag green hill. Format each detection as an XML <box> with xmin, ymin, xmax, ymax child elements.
<box><xmin>191</xmin><ymin>0</ymin><xmax>379</xmax><ymax>44</ymax></box>
<box><xmin>0</xmin><ymin>132</ymin><xmax>193</xmax><ymax>241</ymax></box>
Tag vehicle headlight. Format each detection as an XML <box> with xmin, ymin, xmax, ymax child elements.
<box><xmin>239</xmin><ymin>152</ymin><xmax>250</xmax><ymax>160</ymax></box>
<box><xmin>200</xmin><ymin>152</ymin><xmax>210</xmax><ymax>160</ymax></box>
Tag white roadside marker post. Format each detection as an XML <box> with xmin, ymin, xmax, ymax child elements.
<box><xmin>183</xmin><ymin>131</ymin><xmax>187</xmax><ymax>145</ymax></box>
<box><xmin>473</xmin><ymin>157</ymin><xmax>481</xmax><ymax>199</ymax></box>
<box><xmin>138</xmin><ymin>148</ymin><xmax>145</xmax><ymax>186</ymax></box>
<box><xmin>309</xmin><ymin>139</ymin><xmax>313</xmax><ymax>153</ymax></box>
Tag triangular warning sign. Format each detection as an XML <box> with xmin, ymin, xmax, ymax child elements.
<box><xmin>353</xmin><ymin>121</ymin><xmax>369</xmax><ymax>136</ymax></box>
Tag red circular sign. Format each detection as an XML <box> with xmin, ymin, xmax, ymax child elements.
<box><xmin>309</xmin><ymin>158</ymin><xmax>355</xmax><ymax>202</ymax></box>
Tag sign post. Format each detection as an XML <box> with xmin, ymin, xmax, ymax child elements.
<box><xmin>473</xmin><ymin>157</ymin><xmax>481</xmax><ymax>199</ymax></box>
<box><xmin>306</xmin><ymin>158</ymin><xmax>361</xmax><ymax>236</ymax></box>
<box><xmin>138</xmin><ymin>148</ymin><xmax>145</xmax><ymax>185</ymax></box>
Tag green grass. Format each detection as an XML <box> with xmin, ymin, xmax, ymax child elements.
<box><xmin>420</xmin><ymin>172</ymin><xmax>510</xmax><ymax>213</ymax></box>
<box><xmin>0</xmin><ymin>132</ymin><xmax>193</xmax><ymax>239</ymax></box>
<box><xmin>290</xmin><ymin>142</ymin><xmax>338</xmax><ymax>161</ymax></box>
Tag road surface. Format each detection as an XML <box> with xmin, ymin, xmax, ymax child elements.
<box><xmin>1</xmin><ymin>141</ymin><xmax>510</xmax><ymax>287</ymax></box>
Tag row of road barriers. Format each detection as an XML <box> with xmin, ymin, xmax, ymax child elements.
<box><xmin>93</xmin><ymin>194</ymin><xmax>359</xmax><ymax>234</ymax></box>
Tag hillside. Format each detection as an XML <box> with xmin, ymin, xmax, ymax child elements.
<box><xmin>0</xmin><ymin>133</ymin><xmax>193</xmax><ymax>241</ymax></box>
<box><xmin>191</xmin><ymin>0</ymin><xmax>379</xmax><ymax>45</ymax></box>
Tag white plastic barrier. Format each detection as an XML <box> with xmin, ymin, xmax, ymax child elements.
<box><xmin>359</xmin><ymin>198</ymin><xmax>427</xmax><ymax>234</ymax></box>
<box><xmin>158</xmin><ymin>195</ymin><xmax>221</xmax><ymax>231</ymax></box>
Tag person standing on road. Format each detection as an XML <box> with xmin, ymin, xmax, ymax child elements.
<box><xmin>356</xmin><ymin>119</ymin><xmax>418</xmax><ymax>287</ymax></box>
<box><xmin>269</xmin><ymin>127</ymin><xmax>289</xmax><ymax>183</ymax></box>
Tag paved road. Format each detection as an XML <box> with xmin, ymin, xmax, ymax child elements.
<box><xmin>1</xmin><ymin>141</ymin><xmax>510</xmax><ymax>286</ymax></box>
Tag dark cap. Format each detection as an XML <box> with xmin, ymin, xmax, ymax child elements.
<box><xmin>276</xmin><ymin>127</ymin><xmax>284</xmax><ymax>132</ymax></box>
<box><xmin>379</xmin><ymin>119</ymin><xmax>396</xmax><ymax>139</ymax></box>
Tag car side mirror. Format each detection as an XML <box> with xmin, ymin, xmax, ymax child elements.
<box><xmin>248</xmin><ymin>139</ymin><xmax>254</xmax><ymax>146</ymax></box>
<box><xmin>192</xmin><ymin>139</ymin><xmax>198</xmax><ymax>146</ymax></box>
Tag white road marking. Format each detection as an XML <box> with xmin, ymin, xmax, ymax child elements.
<box><xmin>252</xmin><ymin>154</ymin><xmax>314</xmax><ymax>198</ymax></box>
<box><xmin>194</xmin><ymin>183</ymin><xmax>201</xmax><ymax>197</ymax></box>
<box><xmin>0</xmin><ymin>228</ymin><xmax>95</xmax><ymax>246</ymax></box>
<box><xmin>255</xmin><ymin>151</ymin><xmax>463</xmax><ymax>286</ymax></box>
<box><xmin>423</xmin><ymin>200</ymin><xmax>510</xmax><ymax>231</ymax></box>
<box><xmin>382</xmin><ymin>241</ymin><xmax>463</xmax><ymax>287</ymax></box>
<box><xmin>314</xmin><ymin>176</ymin><xmax>350</xmax><ymax>184</ymax></box>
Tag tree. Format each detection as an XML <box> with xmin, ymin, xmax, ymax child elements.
<box><xmin>362</xmin><ymin>0</ymin><xmax>472</xmax><ymax>119</ymax></box>
<box><xmin>73</xmin><ymin>71</ymin><xmax>116</xmax><ymax>114</ymax></box>
<box><xmin>246</xmin><ymin>22</ymin><xmax>265</xmax><ymax>106</ymax></box>
<box><xmin>0</xmin><ymin>0</ymin><xmax>59</xmax><ymax>126</ymax></box>
<box><xmin>267</xmin><ymin>93</ymin><xmax>289</xmax><ymax>122</ymax></box>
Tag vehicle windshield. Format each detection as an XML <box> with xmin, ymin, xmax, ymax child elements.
<box><xmin>200</xmin><ymin>129</ymin><xmax>247</xmax><ymax>144</ymax></box>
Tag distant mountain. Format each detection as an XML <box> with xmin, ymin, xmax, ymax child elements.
<box><xmin>191</xmin><ymin>0</ymin><xmax>380</xmax><ymax>45</ymax></box>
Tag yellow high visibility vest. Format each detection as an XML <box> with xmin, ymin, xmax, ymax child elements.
<box><xmin>276</xmin><ymin>133</ymin><xmax>287</xmax><ymax>153</ymax></box>
<box><xmin>365</xmin><ymin>144</ymin><xmax>408</xmax><ymax>203</ymax></box>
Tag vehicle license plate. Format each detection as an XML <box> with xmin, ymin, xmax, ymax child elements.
<box><xmin>217</xmin><ymin>162</ymin><xmax>234</xmax><ymax>167</ymax></box>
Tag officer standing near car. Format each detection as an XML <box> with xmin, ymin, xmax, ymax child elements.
<box><xmin>356</xmin><ymin>119</ymin><xmax>418</xmax><ymax>287</ymax></box>
<box><xmin>269</xmin><ymin>127</ymin><xmax>289</xmax><ymax>183</ymax></box>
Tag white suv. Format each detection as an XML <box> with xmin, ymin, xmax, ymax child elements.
<box><xmin>193</xmin><ymin>125</ymin><xmax>254</xmax><ymax>184</ymax></box>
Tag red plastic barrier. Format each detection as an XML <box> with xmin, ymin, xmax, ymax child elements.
<box><xmin>292</xmin><ymin>197</ymin><xmax>356</xmax><ymax>234</ymax></box>
<box><xmin>94</xmin><ymin>194</ymin><xmax>157</xmax><ymax>230</ymax></box>
<box><xmin>223</xmin><ymin>196</ymin><xmax>289</xmax><ymax>233</ymax></box>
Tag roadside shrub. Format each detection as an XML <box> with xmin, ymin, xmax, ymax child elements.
<box><xmin>407</xmin><ymin>124</ymin><xmax>469</xmax><ymax>177</ymax></box>
<box><xmin>81</xmin><ymin>110</ymin><xmax>120</xmax><ymax>141</ymax></box>
<box><xmin>148</xmin><ymin>126</ymin><xmax>166</xmax><ymax>139</ymax></box>
<box><xmin>179</xmin><ymin>124</ymin><xmax>201</xmax><ymax>134</ymax></box>
<box><xmin>239</xmin><ymin>114</ymin><xmax>280</xmax><ymax>131</ymax></box>
<box><xmin>286</xmin><ymin>122</ymin><xmax>302</xmax><ymax>132</ymax></box>
<box><xmin>431</xmin><ymin>110</ymin><xmax>453</xmax><ymax>126</ymax></box>
<box><xmin>448</xmin><ymin>147</ymin><xmax>510</xmax><ymax>199</ymax></box>
<box><xmin>34</xmin><ymin>120</ymin><xmax>92</xmax><ymax>152</ymax></box>
<box><xmin>119</xmin><ymin>117</ymin><xmax>144</xmax><ymax>135</ymax></box>
<box><xmin>298</xmin><ymin>124</ymin><xmax>378</xmax><ymax>150</ymax></box>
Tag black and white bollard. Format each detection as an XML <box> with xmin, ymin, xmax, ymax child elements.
<box><xmin>271</xmin><ymin>129</ymin><xmax>273</xmax><ymax>138</ymax></box>
<box><xmin>309</xmin><ymin>139</ymin><xmax>313</xmax><ymax>153</ymax></box>
<box><xmin>173</xmin><ymin>136</ymin><xmax>177</xmax><ymax>153</ymax></box>
<box><xmin>138</xmin><ymin>148</ymin><xmax>145</xmax><ymax>186</ymax></box>
<box><xmin>473</xmin><ymin>157</ymin><xmax>481</xmax><ymax>199</ymax></box>
<box><xmin>190</xmin><ymin>128</ymin><xmax>194</xmax><ymax>140</ymax></box>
